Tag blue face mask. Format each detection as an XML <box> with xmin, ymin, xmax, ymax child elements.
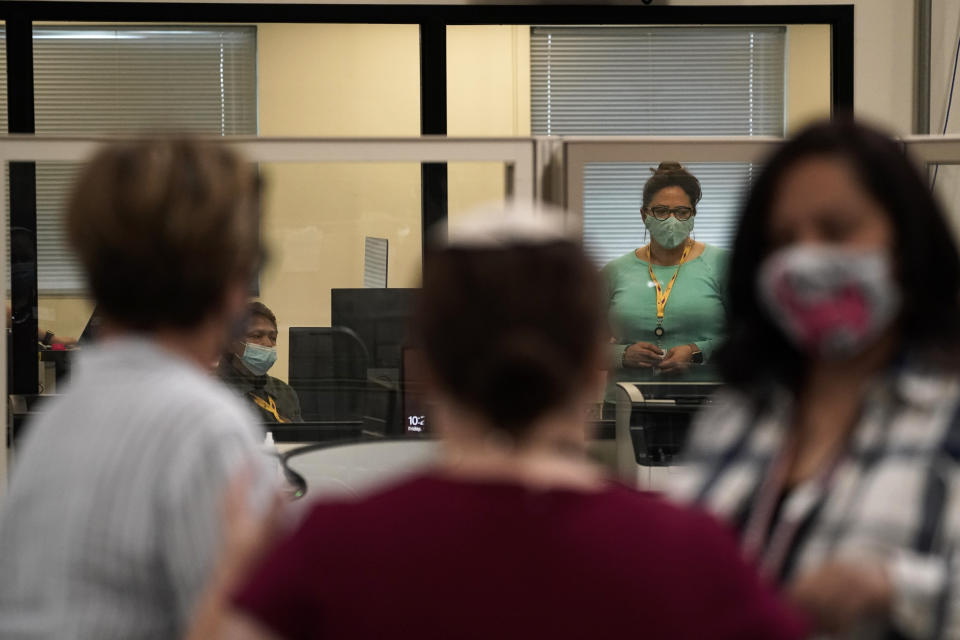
<box><xmin>241</xmin><ymin>343</ymin><xmax>278</xmax><ymax>376</ymax></box>
<box><xmin>644</xmin><ymin>214</ymin><xmax>694</xmax><ymax>249</ymax></box>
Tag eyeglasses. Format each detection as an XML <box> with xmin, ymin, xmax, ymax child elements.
<box><xmin>647</xmin><ymin>205</ymin><xmax>695</xmax><ymax>221</ymax></box>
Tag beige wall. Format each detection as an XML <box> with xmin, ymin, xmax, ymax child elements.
<box><xmin>786</xmin><ymin>24</ymin><xmax>832</xmax><ymax>134</ymax></box>
<box><xmin>851</xmin><ymin>0</ymin><xmax>915</xmax><ymax>134</ymax></box>
<box><xmin>257</xmin><ymin>24</ymin><xmax>421</xmax><ymax>382</ymax></box>
<box><xmin>447</xmin><ymin>26</ymin><xmax>531</xmax><ymax>222</ymax></box>
<box><xmin>37</xmin><ymin>297</ymin><xmax>95</xmax><ymax>343</ymax></box>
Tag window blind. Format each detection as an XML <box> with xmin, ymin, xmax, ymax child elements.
<box><xmin>0</xmin><ymin>24</ymin><xmax>6</xmax><ymax>134</ymax></box>
<box><xmin>531</xmin><ymin>26</ymin><xmax>785</xmax><ymax>264</ymax></box>
<box><xmin>364</xmin><ymin>237</ymin><xmax>389</xmax><ymax>288</ymax></box>
<box><xmin>3</xmin><ymin>26</ymin><xmax>258</xmax><ymax>293</ymax></box>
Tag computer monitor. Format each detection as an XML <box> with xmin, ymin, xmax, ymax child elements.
<box><xmin>330</xmin><ymin>288</ymin><xmax>417</xmax><ymax>374</ymax></box>
<box><xmin>401</xmin><ymin>347</ymin><xmax>430</xmax><ymax>435</ymax></box>
<box><xmin>78</xmin><ymin>306</ymin><xmax>103</xmax><ymax>345</ymax></box>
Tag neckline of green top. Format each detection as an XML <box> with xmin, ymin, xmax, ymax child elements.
<box><xmin>632</xmin><ymin>244</ymin><xmax>710</xmax><ymax>267</ymax></box>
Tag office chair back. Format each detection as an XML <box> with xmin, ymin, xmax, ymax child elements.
<box><xmin>288</xmin><ymin>326</ymin><xmax>370</xmax><ymax>423</ymax></box>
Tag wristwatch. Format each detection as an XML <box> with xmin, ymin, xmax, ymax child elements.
<box><xmin>41</xmin><ymin>330</ymin><xmax>55</xmax><ymax>346</ymax></box>
<box><xmin>689</xmin><ymin>345</ymin><xmax>704</xmax><ymax>364</ymax></box>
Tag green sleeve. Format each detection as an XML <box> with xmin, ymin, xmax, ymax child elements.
<box><xmin>693</xmin><ymin>339</ymin><xmax>717</xmax><ymax>363</ymax></box>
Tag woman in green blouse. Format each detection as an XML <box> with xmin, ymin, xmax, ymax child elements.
<box><xmin>604</xmin><ymin>162</ymin><xmax>728</xmax><ymax>381</ymax></box>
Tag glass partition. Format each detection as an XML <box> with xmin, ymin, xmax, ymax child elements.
<box><xmin>902</xmin><ymin>136</ymin><xmax>960</xmax><ymax>242</ymax></box>
<box><xmin>563</xmin><ymin>137</ymin><xmax>781</xmax><ymax>484</ymax></box>
<box><xmin>1</xmin><ymin>137</ymin><xmax>535</xmax><ymax>452</ymax></box>
<box><xmin>0</xmin><ymin>12</ymin><xmax>847</xmax><ymax>493</ymax></box>
<box><xmin>567</xmin><ymin>142</ymin><xmax>780</xmax><ymax>366</ymax></box>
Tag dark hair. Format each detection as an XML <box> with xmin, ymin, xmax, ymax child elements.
<box><xmin>68</xmin><ymin>139</ymin><xmax>262</xmax><ymax>331</ymax></box>
<box><xmin>412</xmin><ymin>240</ymin><xmax>606</xmax><ymax>438</ymax></box>
<box><xmin>642</xmin><ymin>161</ymin><xmax>702</xmax><ymax>209</ymax></box>
<box><xmin>718</xmin><ymin>118</ymin><xmax>960</xmax><ymax>391</ymax></box>
<box><xmin>249</xmin><ymin>301</ymin><xmax>277</xmax><ymax>330</ymax></box>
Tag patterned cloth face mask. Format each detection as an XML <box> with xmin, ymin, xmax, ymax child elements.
<box><xmin>757</xmin><ymin>245</ymin><xmax>901</xmax><ymax>359</ymax></box>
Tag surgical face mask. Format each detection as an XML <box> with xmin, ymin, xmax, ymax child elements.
<box><xmin>757</xmin><ymin>245</ymin><xmax>901</xmax><ymax>360</ymax></box>
<box><xmin>241</xmin><ymin>342</ymin><xmax>278</xmax><ymax>376</ymax></box>
<box><xmin>644</xmin><ymin>214</ymin><xmax>694</xmax><ymax>249</ymax></box>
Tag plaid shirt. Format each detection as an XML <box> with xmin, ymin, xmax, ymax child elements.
<box><xmin>670</xmin><ymin>365</ymin><xmax>960</xmax><ymax>639</ymax></box>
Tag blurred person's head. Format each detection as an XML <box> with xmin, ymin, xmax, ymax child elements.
<box><xmin>230</xmin><ymin>301</ymin><xmax>279</xmax><ymax>377</ymax></box>
<box><xmin>68</xmin><ymin>139</ymin><xmax>262</xmax><ymax>366</ymax></box>
<box><xmin>719</xmin><ymin>118</ymin><xmax>960</xmax><ymax>391</ymax></box>
<box><xmin>412</xmin><ymin>205</ymin><xmax>607</xmax><ymax>450</ymax></box>
<box><xmin>641</xmin><ymin>162</ymin><xmax>702</xmax><ymax>250</ymax></box>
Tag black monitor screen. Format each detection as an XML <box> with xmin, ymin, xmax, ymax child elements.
<box><xmin>401</xmin><ymin>347</ymin><xmax>430</xmax><ymax>435</ymax></box>
<box><xmin>331</xmin><ymin>288</ymin><xmax>416</xmax><ymax>371</ymax></box>
<box><xmin>288</xmin><ymin>326</ymin><xmax>370</xmax><ymax>423</ymax></box>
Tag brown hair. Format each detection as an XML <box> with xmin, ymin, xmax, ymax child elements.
<box><xmin>412</xmin><ymin>240</ymin><xmax>606</xmax><ymax>437</ymax></box>
<box><xmin>249</xmin><ymin>301</ymin><xmax>277</xmax><ymax>330</ymax></box>
<box><xmin>642</xmin><ymin>161</ymin><xmax>702</xmax><ymax>209</ymax></box>
<box><xmin>67</xmin><ymin>139</ymin><xmax>262</xmax><ymax>330</ymax></box>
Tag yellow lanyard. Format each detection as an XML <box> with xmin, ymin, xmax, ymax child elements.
<box><xmin>251</xmin><ymin>393</ymin><xmax>290</xmax><ymax>423</ymax></box>
<box><xmin>648</xmin><ymin>242</ymin><xmax>692</xmax><ymax>339</ymax></box>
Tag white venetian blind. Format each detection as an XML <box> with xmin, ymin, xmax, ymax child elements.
<box><xmin>0</xmin><ymin>23</ymin><xmax>6</xmax><ymax>134</ymax></box>
<box><xmin>4</xmin><ymin>26</ymin><xmax>257</xmax><ymax>293</ymax></box>
<box><xmin>531</xmin><ymin>26</ymin><xmax>785</xmax><ymax>263</ymax></box>
<box><xmin>2</xmin><ymin>24</ymin><xmax>10</xmax><ymax>289</ymax></box>
<box><xmin>363</xmin><ymin>237</ymin><xmax>389</xmax><ymax>288</ymax></box>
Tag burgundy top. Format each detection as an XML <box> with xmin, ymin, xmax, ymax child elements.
<box><xmin>233</xmin><ymin>473</ymin><xmax>807</xmax><ymax>640</ymax></box>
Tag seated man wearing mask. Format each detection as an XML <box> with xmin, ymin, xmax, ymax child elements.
<box><xmin>219</xmin><ymin>301</ymin><xmax>302</xmax><ymax>423</ymax></box>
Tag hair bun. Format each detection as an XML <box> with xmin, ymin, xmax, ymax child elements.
<box><xmin>652</xmin><ymin>161</ymin><xmax>685</xmax><ymax>175</ymax></box>
<box><xmin>472</xmin><ymin>332</ymin><xmax>569</xmax><ymax>432</ymax></box>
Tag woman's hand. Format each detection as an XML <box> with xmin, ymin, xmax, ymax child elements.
<box><xmin>622</xmin><ymin>342</ymin><xmax>665</xmax><ymax>367</ymax></box>
<box><xmin>658</xmin><ymin>344</ymin><xmax>697</xmax><ymax>372</ymax></box>
<box><xmin>787</xmin><ymin>561</ymin><xmax>892</xmax><ymax>634</ymax></box>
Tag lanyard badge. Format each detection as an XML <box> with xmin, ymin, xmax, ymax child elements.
<box><xmin>648</xmin><ymin>242</ymin><xmax>692</xmax><ymax>347</ymax></box>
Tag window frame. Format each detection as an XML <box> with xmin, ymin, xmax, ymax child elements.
<box><xmin>1</xmin><ymin>2</ymin><xmax>853</xmax><ymax>395</ymax></box>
